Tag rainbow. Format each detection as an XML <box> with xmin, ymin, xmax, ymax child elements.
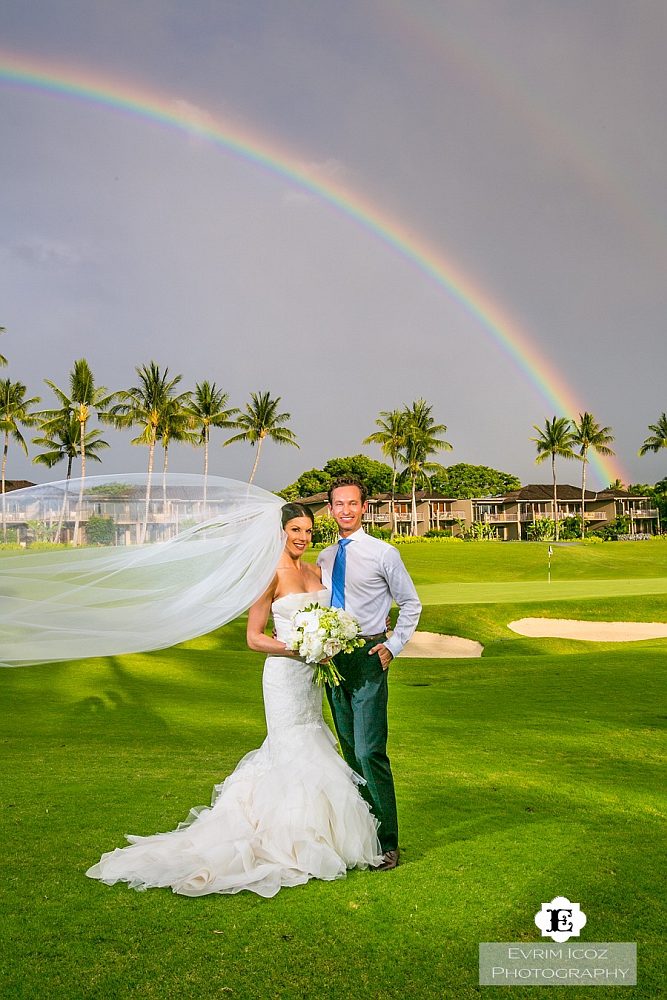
<box><xmin>0</xmin><ymin>49</ymin><xmax>627</xmax><ymax>487</ymax></box>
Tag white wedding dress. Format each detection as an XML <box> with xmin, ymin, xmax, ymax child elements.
<box><xmin>86</xmin><ymin>589</ymin><xmax>382</xmax><ymax>897</ymax></box>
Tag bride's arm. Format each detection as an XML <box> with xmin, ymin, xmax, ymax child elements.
<box><xmin>246</xmin><ymin>581</ymin><xmax>296</xmax><ymax>656</ymax></box>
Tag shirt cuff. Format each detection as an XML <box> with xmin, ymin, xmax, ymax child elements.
<box><xmin>383</xmin><ymin>634</ymin><xmax>403</xmax><ymax>658</ymax></box>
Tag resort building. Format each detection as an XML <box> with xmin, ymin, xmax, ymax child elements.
<box><xmin>2</xmin><ymin>480</ymin><xmax>661</xmax><ymax>544</ymax></box>
<box><xmin>297</xmin><ymin>485</ymin><xmax>661</xmax><ymax>539</ymax></box>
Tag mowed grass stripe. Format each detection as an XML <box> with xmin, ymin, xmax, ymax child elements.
<box><xmin>417</xmin><ymin>576</ymin><xmax>667</xmax><ymax>605</ymax></box>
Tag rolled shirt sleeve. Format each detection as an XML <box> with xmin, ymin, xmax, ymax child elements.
<box><xmin>381</xmin><ymin>546</ymin><xmax>422</xmax><ymax>658</ymax></box>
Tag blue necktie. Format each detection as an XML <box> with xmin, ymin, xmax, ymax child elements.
<box><xmin>331</xmin><ymin>538</ymin><xmax>351</xmax><ymax>609</ymax></box>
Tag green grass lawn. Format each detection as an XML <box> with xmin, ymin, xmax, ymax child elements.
<box><xmin>1</xmin><ymin>541</ymin><xmax>666</xmax><ymax>999</ymax></box>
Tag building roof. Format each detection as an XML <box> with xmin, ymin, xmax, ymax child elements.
<box><xmin>297</xmin><ymin>484</ymin><xmax>650</xmax><ymax>505</ymax></box>
<box><xmin>3</xmin><ymin>480</ymin><xmax>36</xmax><ymax>492</ymax></box>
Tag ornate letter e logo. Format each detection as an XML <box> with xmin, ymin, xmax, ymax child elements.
<box><xmin>535</xmin><ymin>896</ymin><xmax>587</xmax><ymax>943</ymax></box>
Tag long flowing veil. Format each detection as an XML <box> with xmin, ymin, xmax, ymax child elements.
<box><xmin>0</xmin><ymin>473</ymin><xmax>284</xmax><ymax>667</ymax></box>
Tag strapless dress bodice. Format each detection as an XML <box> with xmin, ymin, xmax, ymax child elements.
<box><xmin>271</xmin><ymin>589</ymin><xmax>330</xmax><ymax>642</ymax></box>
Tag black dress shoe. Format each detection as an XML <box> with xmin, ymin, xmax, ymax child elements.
<box><xmin>372</xmin><ymin>848</ymin><xmax>400</xmax><ymax>871</ymax></box>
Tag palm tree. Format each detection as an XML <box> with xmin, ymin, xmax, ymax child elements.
<box><xmin>0</xmin><ymin>379</ymin><xmax>41</xmax><ymax>539</ymax></box>
<box><xmin>363</xmin><ymin>409</ymin><xmax>407</xmax><ymax>536</ymax></box>
<box><xmin>607</xmin><ymin>478</ymin><xmax>625</xmax><ymax>491</ymax></box>
<box><xmin>225</xmin><ymin>391</ymin><xmax>299</xmax><ymax>484</ymax></box>
<box><xmin>0</xmin><ymin>326</ymin><xmax>7</xmax><ymax>366</ymax></box>
<box><xmin>571</xmin><ymin>413</ymin><xmax>615</xmax><ymax>538</ymax></box>
<box><xmin>40</xmin><ymin>359</ymin><xmax>116</xmax><ymax>543</ymax></box>
<box><xmin>32</xmin><ymin>414</ymin><xmax>109</xmax><ymax>542</ymax></box>
<box><xmin>186</xmin><ymin>382</ymin><xmax>239</xmax><ymax>502</ymax></box>
<box><xmin>104</xmin><ymin>362</ymin><xmax>184</xmax><ymax>542</ymax></box>
<box><xmin>531</xmin><ymin>416</ymin><xmax>578</xmax><ymax>541</ymax></box>
<box><xmin>639</xmin><ymin>413</ymin><xmax>667</xmax><ymax>456</ymax></box>
<box><xmin>399</xmin><ymin>399</ymin><xmax>452</xmax><ymax>534</ymax></box>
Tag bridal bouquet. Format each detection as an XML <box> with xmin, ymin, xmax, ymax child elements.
<box><xmin>285</xmin><ymin>604</ymin><xmax>365</xmax><ymax>686</ymax></box>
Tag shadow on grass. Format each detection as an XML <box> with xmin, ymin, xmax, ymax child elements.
<box><xmin>65</xmin><ymin>655</ymin><xmax>176</xmax><ymax>741</ymax></box>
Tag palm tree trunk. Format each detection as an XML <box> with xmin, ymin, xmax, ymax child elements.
<box><xmin>552</xmin><ymin>453</ymin><xmax>559</xmax><ymax>542</ymax></box>
<box><xmin>411</xmin><ymin>473</ymin><xmax>417</xmax><ymax>535</ymax></box>
<box><xmin>54</xmin><ymin>466</ymin><xmax>72</xmax><ymax>544</ymax></box>
<box><xmin>73</xmin><ymin>417</ymin><xmax>87</xmax><ymax>546</ymax></box>
<box><xmin>141</xmin><ymin>436</ymin><xmax>156</xmax><ymax>544</ymax></box>
<box><xmin>248</xmin><ymin>435</ymin><xmax>264</xmax><ymax>484</ymax></box>
<box><xmin>580</xmin><ymin>446</ymin><xmax>587</xmax><ymax>539</ymax></box>
<box><xmin>1</xmin><ymin>434</ymin><xmax>8</xmax><ymax>542</ymax></box>
<box><xmin>163</xmin><ymin>442</ymin><xmax>169</xmax><ymax>512</ymax></box>
<box><xmin>391</xmin><ymin>461</ymin><xmax>397</xmax><ymax>537</ymax></box>
<box><xmin>203</xmin><ymin>427</ymin><xmax>209</xmax><ymax>506</ymax></box>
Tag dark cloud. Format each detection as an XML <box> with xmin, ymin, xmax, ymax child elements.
<box><xmin>1</xmin><ymin>0</ymin><xmax>665</xmax><ymax>490</ymax></box>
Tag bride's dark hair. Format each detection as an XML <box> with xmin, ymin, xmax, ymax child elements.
<box><xmin>281</xmin><ymin>502</ymin><xmax>315</xmax><ymax>529</ymax></box>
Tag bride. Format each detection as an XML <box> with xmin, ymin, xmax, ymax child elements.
<box><xmin>85</xmin><ymin>502</ymin><xmax>383</xmax><ymax>897</ymax></box>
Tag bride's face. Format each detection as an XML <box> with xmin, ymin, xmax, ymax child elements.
<box><xmin>284</xmin><ymin>516</ymin><xmax>313</xmax><ymax>557</ymax></box>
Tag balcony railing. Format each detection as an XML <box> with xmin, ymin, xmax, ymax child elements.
<box><xmin>362</xmin><ymin>513</ymin><xmax>390</xmax><ymax>523</ymax></box>
<box><xmin>429</xmin><ymin>508</ymin><xmax>468</xmax><ymax>520</ymax></box>
<box><xmin>626</xmin><ymin>508</ymin><xmax>659</xmax><ymax>518</ymax></box>
<box><xmin>517</xmin><ymin>509</ymin><xmax>608</xmax><ymax>522</ymax></box>
<box><xmin>478</xmin><ymin>513</ymin><xmax>519</xmax><ymax>523</ymax></box>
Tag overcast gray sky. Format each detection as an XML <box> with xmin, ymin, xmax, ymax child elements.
<box><xmin>2</xmin><ymin>0</ymin><xmax>666</xmax><ymax>492</ymax></box>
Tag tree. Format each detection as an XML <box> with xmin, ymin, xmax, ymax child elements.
<box><xmin>185</xmin><ymin>382</ymin><xmax>239</xmax><ymax>503</ymax></box>
<box><xmin>279</xmin><ymin>456</ymin><xmax>395</xmax><ymax>502</ymax></box>
<box><xmin>40</xmin><ymin>359</ymin><xmax>116</xmax><ymax>544</ymax></box>
<box><xmin>32</xmin><ymin>413</ymin><xmax>109</xmax><ymax>542</ymax></box>
<box><xmin>364</xmin><ymin>409</ymin><xmax>407</xmax><ymax>535</ymax></box>
<box><xmin>399</xmin><ymin>400</ymin><xmax>452</xmax><ymax>534</ymax></box>
<box><xmin>531</xmin><ymin>416</ymin><xmax>578</xmax><ymax>541</ymax></box>
<box><xmin>428</xmin><ymin>463</ymin><xmax>521</xmax><ymax>498</ymax></box>
<box><xmin>0</xmin><ymin>326</ymin><xmax>6</xmax><ymax>367</ymax></box>
<box><xmin>104</xmin><ymin>362</ymin><xmax>185</xmax><ymax>542</ymax></box>
<box><xmin>0</xmin><ymin>379</ymin><xmax>40</xmax><ymax>540</ymax></box>
<box><xmin>279</xmin><ymin>467</ymin><xmax>333</xmax><ymax>501</ymax></box>
<box><xmin>639</xmin><ymin>413</ymin><xmax>667</xmax><ymax>457</ymax></box>
<box><xmin>323</xmin><ymin>455</ymin><xmax>393</xmax><ymax>495</ymax></box>
<box><xmin>225</xmin><ymin>391</ymin><xmax>298</xmax><ymax>483</ymax></box>
<box><xmin>571</xmin><ymin>412</ymin><xmax>615</xmax><ymax>537</ymax></box>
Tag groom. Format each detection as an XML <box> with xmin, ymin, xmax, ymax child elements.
<box><xmin>317</xmin><ymin>477</ymin><xmax>421</xmax><ymax>870</ymax></box>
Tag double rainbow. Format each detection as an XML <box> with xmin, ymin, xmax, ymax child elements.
<box><xmin>0</xmin><ymin>50</ymin><xmax>626</xmax><ymax>486</ymax></box>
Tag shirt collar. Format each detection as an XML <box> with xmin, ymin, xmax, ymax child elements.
<box><xmin>337</xmin><ymin>528</ymin><xmax>365</xmax><ymax>543</ymax></box>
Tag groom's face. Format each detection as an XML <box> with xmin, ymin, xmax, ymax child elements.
<box><xmin>329</xmin><ymin>485</ymin><xmax>367</xmax><ymax>537</ymax></box>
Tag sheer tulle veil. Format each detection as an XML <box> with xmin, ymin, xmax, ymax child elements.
<box><xmin>0</xmin><ymin>473</ymin><xmax>285</xmax><ymax>668</ymax></box>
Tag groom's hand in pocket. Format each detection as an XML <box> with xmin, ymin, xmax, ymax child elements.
<box><xmin>370</xmin><ymin>643</ymin><xmax>393</xmax><ymax>671</ymax></box>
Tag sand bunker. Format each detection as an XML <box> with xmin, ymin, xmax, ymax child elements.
<box><xmin>508</xmin><ymin>618</ymin><xmax>667</xmax><ymax>642</ymax></box>
<box><xmin>398</xmin><ymin>631</ymin><xmax>483</xmax><ymax>658</ymax></box>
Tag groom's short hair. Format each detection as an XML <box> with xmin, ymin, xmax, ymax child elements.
<box><xmin>328</xmin><ymin>477</ymin><xmax>368</xmax><ymax>505</ymax></box>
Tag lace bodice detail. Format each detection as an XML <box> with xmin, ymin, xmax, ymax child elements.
<box><xmin>271</xmin><ymin>589</ymin><xmax>330</xmax><ymax>642</ymax></box>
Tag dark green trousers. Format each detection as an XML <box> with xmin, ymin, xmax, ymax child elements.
<box><xmin>327</xmin><ymin>640</ymin><xmax>398</xmax><ymax>852</ymax></box>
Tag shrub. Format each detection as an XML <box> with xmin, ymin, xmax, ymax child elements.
<box><xmin>559</xmin><ymin>516</ymin><xmax>583</xmax><ymax>540</ymax></box>
<box><xmin>526</xmin><ymin>517</ymin><xmax>555</xmax><ymax>541</ymax></box>
<box><xmin>312</xmin><ymin>514</ymin><xmax>338</xmax><ymax>546</ymax></box>
<box><xmin>86</xmin><ymin>515</ymin><xmax>116</xmax><ymax>545</ymax></box>
<box><xmin>597</xmin><ymin>515</ymin><xmax>631</xmax><ymax>541</ymax></box>
<box><xmin>367</xmin><ymin>525</ymin><xmax>392</xmax><ymax>541</ymax></box>
<box><xmin>459</xmin><ymin>520</ymin><xmax>499</xmax><ymax>541</ymax></box>
<box><xmin>391</xmin><ymin>534</ymin><xmax>463</xmax><ymax>545</ymax></box>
